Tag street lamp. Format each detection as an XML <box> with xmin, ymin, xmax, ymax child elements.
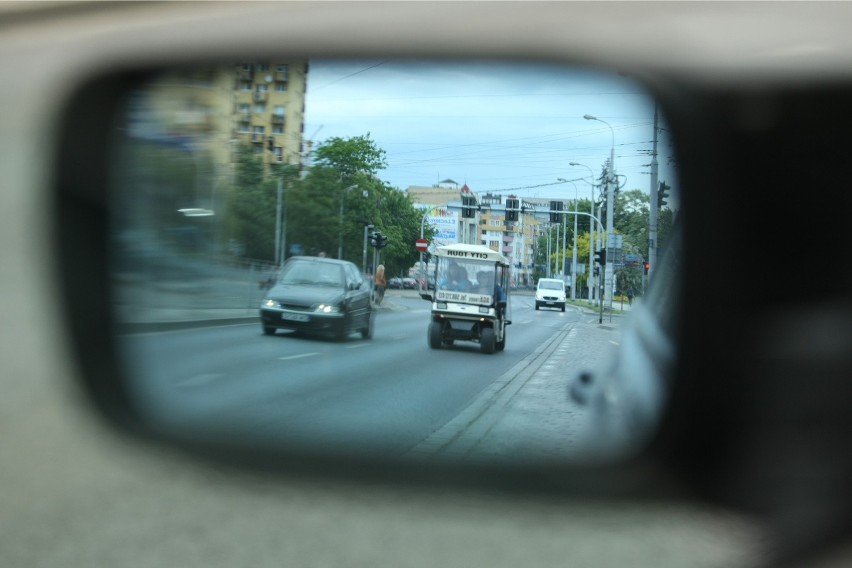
<box><xmin>570</xmin><ymin>161</ymin><xmax>599</xmax><ymax>303</ymax></box>
<box><xmin>557</xmin><ymin>179</ymin><xmax>580</xmax><ymax>300</ymax></box>
<box><xmin>584</xmin><ymin>114</ymin><xmax>616</xmax><ymax>308</ymax></box>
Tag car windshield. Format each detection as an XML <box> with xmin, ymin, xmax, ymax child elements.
<box><xmin>539</xmin><ymin>281</ymin><xmax>564</xmax><ymax>291</ymax></box>
<box><xmin>280</xmin><ymin>261</ymin><xmax>344</xmax><ymax>287</ymax></box>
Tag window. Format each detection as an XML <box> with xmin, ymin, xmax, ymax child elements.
<box><xmin>272</xmin><ymin>125</ymin><xmax>284</xmax><ymax>134</ymax></box>
<box><xmin>254</xmin><ymin>103</ymin><xmax>265</xmax><ymax>114</ymax></box>
<box><xmin>275</xmin><ymin>82</ymin><xmax>287</xmax><ymax>92</ymax></box>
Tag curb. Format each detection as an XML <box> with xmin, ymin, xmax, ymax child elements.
<box><xmin>116</xmin><ymin>316</ymin><xmax>259</xmax><ymax>334</ymax></box>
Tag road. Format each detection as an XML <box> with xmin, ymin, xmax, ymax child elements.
<box><xmin>120</xmin><ymin>292</ymin><xmax>620</xmax><ymax>464</ymax></box>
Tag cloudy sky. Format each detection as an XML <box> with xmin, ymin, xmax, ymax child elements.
<box><xmin>303</xmin><ymin>59</ymin><xmax>677</xmax><ymax>203</ymax></box>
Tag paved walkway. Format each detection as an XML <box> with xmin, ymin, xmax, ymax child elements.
<box><xmin>407</xmin><ymin>308</ymin><xmax>625</xmax><ymax>464</ymax></box>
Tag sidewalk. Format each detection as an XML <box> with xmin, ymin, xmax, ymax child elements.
<box><xmin>407</xmin><ymin>304</ymin><xmax>625</xmax><ymax>463</ymax></box>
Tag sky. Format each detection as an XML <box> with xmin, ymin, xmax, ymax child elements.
<box><xmin>303</xmin><ymin>59</ymin><xmax>678</xmax><ymax>204</ymax></box>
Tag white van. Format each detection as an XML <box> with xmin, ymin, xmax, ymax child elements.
<box><xmin>535</xmin><ymin>278</ymin><xmax>566</xmax><ymax>311</ymax></box>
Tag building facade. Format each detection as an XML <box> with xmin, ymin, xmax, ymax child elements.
<box><xmin>229</xmin><ymin>61</ymin><xmax>308</xmax><ymax>169</ymax></box>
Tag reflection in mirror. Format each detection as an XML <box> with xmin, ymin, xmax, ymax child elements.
<box><xmin>110</xmin><ymin>59</ymin><xmax>679</xmax><ymax>466</ymax></box>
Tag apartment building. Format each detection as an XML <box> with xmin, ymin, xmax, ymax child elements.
<box><xmin>230</xmin><ymin>61</ymin><xmax>308</xmax><ymax>168</ymax></box>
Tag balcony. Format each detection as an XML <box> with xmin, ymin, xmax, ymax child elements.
<box><xmin>271</xmin><ymin>114</ymin><xmax>285</xmax><ymax>124</ymax></box>
<box><xmin>502</xmin><ymin>235</ymin><xmax>514</xmax><ymax>243</ymax></box>
<box><xmin>251</xmin><ymin>133</ymin><xmax>265</xmax><ymax>144</ymax></box>
<box><xmin>253</xmin><ymin>92</ymin><xmax>268</xmax><ymax>102</ymax></box>
<box><xmin>502</xmin><ymin>246</ymin><xmax>513</xmax><ymax>254</ymax></box>
<box><xmin>275</xmin><ymin>71</ymin><xmax>288</xmax><ymax>82</ymax></box>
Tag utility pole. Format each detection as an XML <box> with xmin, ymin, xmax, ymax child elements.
<box><xmin>648</xmin><ymin>102</ymin><xmax>659</xmax><ymax>283</ymax></box>
<box><xmin>274</xmin><ymin>176</ymin><xmax>283</xmax><ymax>266</ymax></box>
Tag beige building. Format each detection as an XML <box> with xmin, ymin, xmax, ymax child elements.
<box><xmin>229</xmin><ymin>61</ymin><xmax>308</xmax><ymax>169</ymax></box>
<box><xmin>406</xmin><ymin>181</ymin><xmax>541</xmax><ymax>285</ymax></box>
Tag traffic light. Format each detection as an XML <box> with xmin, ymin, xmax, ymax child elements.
<box><xmin>370</xmin><ymin>232</ymin><xmax>388</xmax><ymax>249</ymax></box>
<box><xmin>594</xmin><ymin>249</ymin><xmax>606</xmax><ymax>265</ymax></box>
<box><xmin>505</xmin><ymin>198</ymin><xmax>519</xmax><ymax>221</ymax></box>
<box><xmin>461</xmin><ymin>195</ymin><xmax>477</xmax><ymax>218</ymax></box>
<box><xmin>658</xmin><ymin>181</ymin><xmax>670</xmax><ymax>209</ymax></box>
<box><xmin>549</xmin><ymin>200</ymin><xmax>562</xmax><ymax>223</ymax></box>
<box><xmin>644</xmin><ymin>262</ymin><xmax>650</xmax><ymax>274</ymax></box>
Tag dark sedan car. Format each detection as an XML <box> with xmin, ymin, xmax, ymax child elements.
<box><xmin>260</xmin><ymin>256</ymin><xmax>373</xmax><ymax>341</ymax></box>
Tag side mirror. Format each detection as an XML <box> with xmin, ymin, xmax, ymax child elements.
<box><xmin>420</xmin><ymin>293</ymin><xmax>433</xmax><ymax>302</ymax></box>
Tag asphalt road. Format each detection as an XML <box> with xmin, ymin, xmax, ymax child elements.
<box><xmin>119</xmin><ymin>293</ymin><xmax>614</xmax><ymax>465</ymax></box>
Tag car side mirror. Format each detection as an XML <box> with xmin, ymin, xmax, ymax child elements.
<box><xmin>420</xmin><ymin>292</ymin><xmax>433</xmax><ymax>302</ymax></box>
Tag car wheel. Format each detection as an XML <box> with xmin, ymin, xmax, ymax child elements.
<box><xmin>428</xmin><ymin>321</ymin><xmax>443</xmax><ymax>349</ymax></box>
<box><xmin>561</xmin><ymin>304</ymin><xmax>566</xmax><ymax>312</ymax></box>
<box><xmin>496</xmin><ymin>326</ymin><xmax>506</xmax><ymax>351</ymax></box>
<box><xmin>480</xmin><ymin>327</ymin><xmax>496</xmax><ymax>354</ymax></box>
<box><xmin>535</xmin><ymin>302</ymin><xmax>540</xmax><ymax>310</ymax></box>
<box><xmin>361</xmin><ymin>312</ymin><xmax>373</xmax><ymax>339</ymax></box>
<box><xmin>263</xmin><ymin>325</ymin><xmax>276</xmax><ymax>336</ymax></box>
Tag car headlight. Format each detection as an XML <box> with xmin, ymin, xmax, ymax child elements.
<box><xmin>314</xmin><ymin>303</ymin><xmax>341</xmax><ymax>314</ymax></box>
<box><xmin>262</xmin><ymin>299</ymin><xmax>280</xmax><ymax>309</ymax></box>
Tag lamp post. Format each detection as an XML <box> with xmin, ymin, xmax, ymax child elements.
<box><xmin>584</xmin><ymin>114</ymin><xmax>616</xmax><ymax>308</ymax></box>
<box><xmin>557</xmin><ymin>179</ymin><xmax>580</xmax><ymax>300</ymax></box>
<box><xmin>570</xmin><ymin>161</ymin><xmax>598</xmax><ymax>302</ymax></box>
<box><xmin>338</xmin><ymin>183</ymin><xmax>359</xmax><ymax>260</ymax></box>
<box><xmin>363</xmin><ymin>223</ymin><xmax>374</xmax><ymax>275</ymax></box>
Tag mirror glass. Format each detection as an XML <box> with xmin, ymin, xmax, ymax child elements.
<box><xmin>110</xmin><ymin>59</ymin><xmax>679</xmax><ymax>466</ymax></box>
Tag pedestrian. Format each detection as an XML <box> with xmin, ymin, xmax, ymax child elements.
<box><xmin>373</xmin><ymin>264</ymin><xmax>387</xmax><ymax>305</ymax></box>
<box><xmin>627</xmin><ymin>287</ymin><xmax>634</xmax><ymax>306</ymax></box>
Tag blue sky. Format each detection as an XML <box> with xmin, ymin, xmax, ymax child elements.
<box><xmin>304</xmin><ymin>59</ymin><xmax>677</xmax><ymax>203</ymax></box>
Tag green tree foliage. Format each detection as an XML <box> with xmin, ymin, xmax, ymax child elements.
<box><xmin>284</xmin><ymin>135</ymin><xmax>426</xmax><ymax>275</ymax></box>
<box><xmin>226</xmin><ymin>145</ymin><xmax>280</xmax><ymax>260</ymax></box>
<box><xmin>313</xmin><ymin>133</ymin><xmax>387</xmax><ymax>179</ymax></box>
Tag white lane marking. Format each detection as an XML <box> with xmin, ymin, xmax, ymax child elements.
<box><xmin>278</xmin><ymin>352</ymin><xmax>320</xmax><ymax>361</ymax></box>
<box><xmin>610</xmin><ymin>340</ymin><xmax>620</xmax><ymax>346</ymax></box>
<box><xmin>176</xmin><ymin>373</ymin><xmax>223</xmax><ymax>388</ymax></box>
<box><xmin>345</xmin><ymin>343</ymin><xmax>369</xmax><ymax>349</ymax></box>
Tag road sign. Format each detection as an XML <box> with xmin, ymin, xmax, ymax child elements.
<box><xmin>415</xmin><ymin>238</ymin><xmax>428</xmax><ymax>252</ymax></box>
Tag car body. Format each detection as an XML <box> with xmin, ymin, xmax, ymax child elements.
<box><xmin>259</xmin><ymin>256</ymin><xmax>373</xmax><ymax>340</ymax></box>
<box><xmin>401</xmin><ymin>277</ymin><xmax>417</xmax><ymax>289</ymax></box>
<box><xmin>535</xmin><ymin>278</ymin><xmax>567</xmax><ymax>311</ymax></box>
<box><xmin>387</xmin><ymin>277</ymin><xmax>403</xmax><ymax>289</ymax></box>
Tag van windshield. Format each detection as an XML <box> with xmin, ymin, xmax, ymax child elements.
<box><xmin>436</xmin><ymin>257</ymin><xmax>493</xmax><ymax>293</ymax></box>
<box><xmin>538</xmin><ymin>280</ymin><xmax>564</xmax><ymax>291</ymax></box>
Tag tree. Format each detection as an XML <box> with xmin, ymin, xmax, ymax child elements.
<box><xmin>312</xmin><ymin>133</ymin><xmax>387</xmax><ymax>180</ymax></box>
<box><xmin>286</xmin><ymin>134</ymin><xmax>425</xmax><ymax>273</ymax></box>
<box><xmin>225</xmin><ymin>146</ymin><xmax>279</xmax><ymax>260</ymax></box>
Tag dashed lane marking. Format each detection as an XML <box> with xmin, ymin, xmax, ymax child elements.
<box><xmin>278</xmin><ymin>352</ymin><xmax>320</xmax><ymax>361</ymax></box>
<box><xmin>176</xmin><ymin>373</ymin><xmax>223</xmax><ymax>388</ymax></box>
